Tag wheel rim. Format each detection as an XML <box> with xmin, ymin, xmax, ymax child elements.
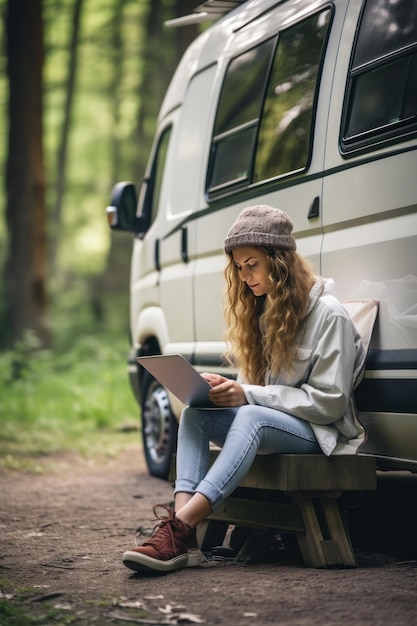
<box><xmin>142</xmin><ymin>380</ymin><xmax>173</xmax><ymax>465</ymax></box>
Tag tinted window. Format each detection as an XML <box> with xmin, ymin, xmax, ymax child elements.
<box><xmin>214</xmin><ymin>41</ymin><xmax>275</xmax><ymax>135</ymax></box>
<box><xmin>209</xmin><ymin>129</ymin><xmax>256</xmax><ymax>189</ymax></box>
<box><xmin>255</xmin><ymin>10</ymin><xmax>331</xmax><ymax>181</ymax></box>
<box><xmin>207</xmin><ymin>8</ymin><xmax>332</xmax><ymax>197</ymax></box>
<box><xmin>208</xmin><ymin>39</ymin><xmax>275</xmax><ymax>192</ymax></box>
<box><xmin>343</xmin><ymin>0</ymin><xmax>417</xmax><ymax>151</ymax></box>
<box><xmin>145</xmin><ymin>127</ymin><xmax>171</xmax><ymax>226</ymax></box>
<box><xmin>352</xmin><ymin>0</ymin><xmax>417</xmax><ymax>69</ymax></box>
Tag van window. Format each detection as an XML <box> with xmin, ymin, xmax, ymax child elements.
<box><xmin>342</xmin><ymin>0</ymin><xmax>417</xmax><ymax>152</ymax></box>
<box><xmin>254</xmin><ymin>10</ymin><xmax>331</xmax><ymax>181</ymax></box>
<box><xmin>145</xmin><ymin>127</ymin><xmax>171</xmax><ymax>226</ymax></box>
<box><xmin>207</xmin><ymin>7</ymin><xmax>332</xmax><ymax>197</ymax></box>
<box><xmin>209</xmin><ymin>39</ymin><xmax>275</xmax><ymax>191</ymax></box>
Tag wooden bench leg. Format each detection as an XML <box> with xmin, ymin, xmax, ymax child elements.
<box><xmin>197</xmin><ymin>520</ymin><xmax>229</xmax><ymax>552</ymax></box>
<box><xmin>292</xmin><ymin>493</ymin><xmax>357</xmax><ymax>568</ymax></box>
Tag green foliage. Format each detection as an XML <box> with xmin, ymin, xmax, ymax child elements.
<box><xmin>42</xmin><ymin>0</ymin><xmax>149</xmax><ymax>277</ymax></box>
<box><xmin>0</xmin><ymin>597</ymin><xmax>73</xmax><ymax>626</ymax></box>
<box><xmin>48</xmin><ymin>273</ymin><xmax>130</xmax><ymax>351</ymax></box>
<box><xmin>0</xmin><ymin>330</ymin><xmax>139</xmax><ymax>472</ymax></box>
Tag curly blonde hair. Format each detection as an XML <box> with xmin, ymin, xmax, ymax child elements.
<box><xmin>223</xmin><ymin>248</ymin><xmax>317</xmax><ymax>384</ymax></box>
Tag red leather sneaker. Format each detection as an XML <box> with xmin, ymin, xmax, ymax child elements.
<box><xmin>122</xmin><ymin>504</ymin><xmax>193</xmax><ymax>573</ymax></box>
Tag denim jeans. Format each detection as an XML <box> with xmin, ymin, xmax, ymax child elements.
<box><xmin>174</xmin><ymin>404</ymin><xmax>321</xmax><ymax>510</ymax></box>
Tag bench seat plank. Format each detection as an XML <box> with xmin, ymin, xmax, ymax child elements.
<box><xmin>226</xmin><ymin>453</ymin><xmax>377</xmax><ymax>492</ymax></box>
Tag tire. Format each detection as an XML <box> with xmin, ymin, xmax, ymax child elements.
<box><xmin>140</xmin><ymin>371</ymin><xmax>178</xmax><ymax>479</ymax></box>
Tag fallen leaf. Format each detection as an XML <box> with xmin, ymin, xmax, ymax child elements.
<box><xmin>118</xmin><ymin>600</ymin><xmax>147</xmax><ymax>609</ymax></box>
<box><xmin>105</xmin><ymin>609</ymin><xmax>171</xmax><ymax>623</ymax></box>
<box><xmin>175</xmin><ymin>614</ymin><xmax>205</xmax><ymax>624</ymax></box>
<box><xmin>159</xmin><ymin>604</ymin><xmax>186</xmax><ymax>615</ymax></box>
<box><xmin>53</xmin><ymin>603</ymin><xmax>73</xmax><ymax>610</ymax></box>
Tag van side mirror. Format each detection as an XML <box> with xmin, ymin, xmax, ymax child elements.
<box><xmin>106</xmin><ymin>182</ymin><xmax>146</xmax><ymax>235</ymax></box>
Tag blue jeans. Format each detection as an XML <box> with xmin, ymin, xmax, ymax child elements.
<box><xmin>174</xmin><ymin>404</ymin><xmax>321</xmax><ymax>510</ymax></box>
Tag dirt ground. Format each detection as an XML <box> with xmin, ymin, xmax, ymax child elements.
<box><xmin>1</xmin><ymin>446</ymin><xmax>417</xmax><ymax>626</ymax></box>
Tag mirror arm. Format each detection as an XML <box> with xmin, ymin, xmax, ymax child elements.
<box><xmin>134</xmin><ymin>215</ymin><xmax>147</xmax><ymax>236</ymax></box>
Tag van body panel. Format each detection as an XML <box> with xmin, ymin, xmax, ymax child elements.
<box><xmin>358</xmin><ymin>412</ymin><xmax>417</xmax><ymax>469</ymax></box>
<box><xmin>135</xmin><ymin>306</ymin><xmax>169</xmax><ymax>351</ymax></box>
<box><xmin>167</xmin><ymin>67</ymin><xmax>217</xmax><ymax>216</ymax></box>
<box><xmin>158</xmin><ymin>29</ymin><xmax>211</xmax><ymax>122</ymax></box>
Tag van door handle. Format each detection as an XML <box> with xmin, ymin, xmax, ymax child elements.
<box><xmin>181</xmin><ymin>226</ymin><xmax>188</xmax><ymax>263</ymax></box>
<box><xmin>308</xmin><ymin>196</ymin><xmax>320</xmax><ymax>219</ymax></box>
<box><xmin>154</xmin><ymin>239</ymin><xmax>161</xmax><ymax>271</ymax></box>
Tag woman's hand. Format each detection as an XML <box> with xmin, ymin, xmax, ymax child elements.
<box><xmin>202</xmin><ymin>373</ymin><xmax>248</xmax><ymax>407</ymax></box>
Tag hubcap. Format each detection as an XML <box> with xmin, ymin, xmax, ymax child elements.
<box><xmin>143</xmin><ymin>381</ymin><xmax>173</xmax><ymax>464</ymax></box>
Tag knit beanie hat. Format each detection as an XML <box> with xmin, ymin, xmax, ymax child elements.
<box><xmin>224</xmin><ymin>205</ymin><xmax>296</xmax><ymax>254</ymax></box>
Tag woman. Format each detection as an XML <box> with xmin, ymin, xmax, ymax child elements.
<box><xmin>122</xmin><ymin>205</ymin><xmax>365</xmax><ymax>574</ymax></box>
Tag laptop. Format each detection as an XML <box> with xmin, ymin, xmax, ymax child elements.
<box><xmin>137</xmin><ymin>354</ymin><xmax>215</xmax><ymax>408</ymax></box>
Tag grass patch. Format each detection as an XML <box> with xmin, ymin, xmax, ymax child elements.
<box><xmin>0</xmin><ymin>598</ymin><xmax>74</xmax><ymax>626</ymax></box>
<box><xmin>0</xmin><ymin>332</ymin><xmax>141</xmax><ymax>472</ymax></box>
<box><xmin>0</xmin><ymin>581</ymin><xmax>72</xmax><ymax>625</ymax></box>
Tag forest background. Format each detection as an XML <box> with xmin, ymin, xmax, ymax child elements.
<box><xmin>0</xmin><ymin>0</ymin><xmax>202</xmax><ymax>470</ymax></box>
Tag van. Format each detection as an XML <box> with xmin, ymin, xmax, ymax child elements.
<box><xmin>107</xmin><ymin>0</ymin><xmax>417</xmax><ymax>479</ymax></box>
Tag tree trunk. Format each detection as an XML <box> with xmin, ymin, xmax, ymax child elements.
<box><xmin>91</xmin><ymin>0</ymin><xmax>134</xmax><ymax>326</ymax></box>
<box><xmin>50</xmin><ymin>0</ymin><xmax>84</xmax><ymax>270</ymax></box>
<box><xmin>4</xmin><ymin>0</ymin><xmax>50</xmax><ymax>348</ymax></box>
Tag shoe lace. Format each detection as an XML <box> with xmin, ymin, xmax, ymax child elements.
<box><xmin>135</xmin><ymin>504</ymin><xmax>178</xmax><ymax>551</ymax></box>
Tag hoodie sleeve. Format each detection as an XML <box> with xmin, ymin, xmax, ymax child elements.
<box><xmin>241</xmin><ymin>313</ymin><xmax>359</xmax><ymax>426</ymax></box>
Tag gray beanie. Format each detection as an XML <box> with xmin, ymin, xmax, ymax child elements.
<box><xmin>224</xmin><ymin>205</ymin><xmax>296</xmax><ymax>254</ymax></box>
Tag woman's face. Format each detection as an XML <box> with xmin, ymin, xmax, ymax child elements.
<box><xmin>232</xmin><ymin>246</ymin><xmax>271</xmax><ymax>297</ymax></box>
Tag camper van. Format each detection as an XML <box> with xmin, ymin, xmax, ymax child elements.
<box><xmin>107</xmin><ymin>0</ymin><xmax>417</xmax><ymax>479</ymax></box>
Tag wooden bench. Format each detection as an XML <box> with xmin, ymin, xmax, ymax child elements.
<box><xmin>182</xmin><ymin>451</ymin><xmax>377</xmax><ymax>569</ymax></box>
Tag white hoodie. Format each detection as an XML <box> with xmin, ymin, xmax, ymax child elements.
<box><xmin>240</xmin><ymin>278</ymin><xmax>366</xmax><ymax>456</ymax></box>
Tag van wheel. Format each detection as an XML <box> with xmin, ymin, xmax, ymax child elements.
<box><xmin>141</xmin><ymin>372</ymin><xmax>178</xmax><ymax>479</ymax></box>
